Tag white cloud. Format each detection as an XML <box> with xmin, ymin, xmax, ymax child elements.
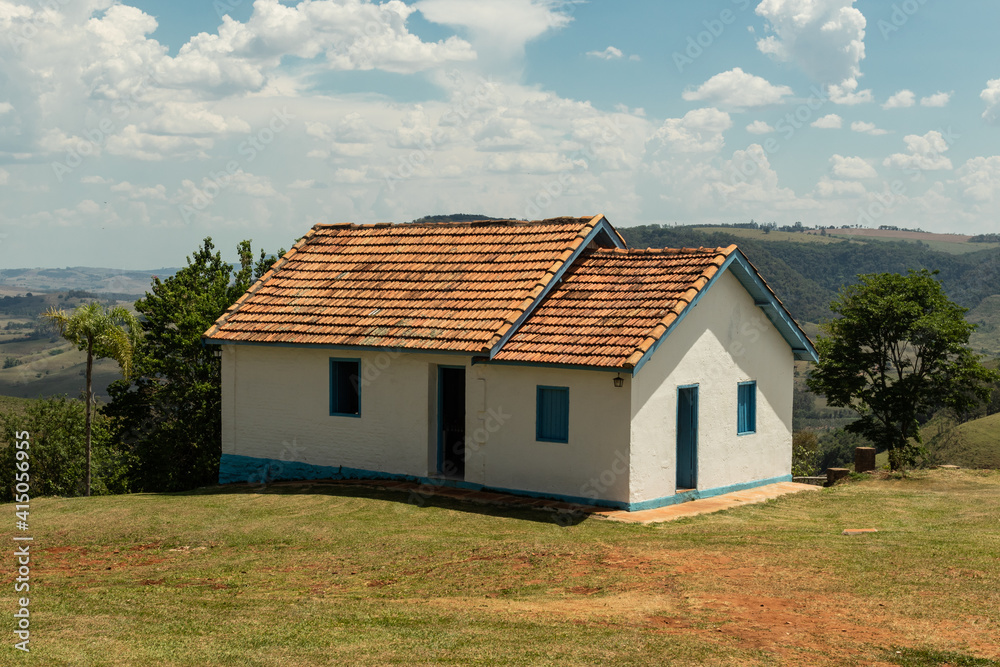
<box><xmin>80</xmin><ymin>175</ymin><xmax>113</xmax><ymax>185</ymax></box>
<box><xmin>957</xmin><ymin>156</ymin><xmax>1000</xmax><ymax>202</ymax></box>
<box><xmin>981</xmin><ymin>79</ymin><xmax>1000</xmax><ymax>123</ymax></box>
<box><xmin>883</xmin><ymin>90</ymin><xmax>915</xmax><ymax>109</ymax></box>
<box><xmin>473</xmin><ymin>116</ymin><xmax>544</xmax><ymax>149</ymax></box>
<box><xmin>714</xmin><ymin>144</ymin><xmax>814</xmax><ymax>210</ymax></box>
<box><xmin>110</xmin><ymin>181</ymin><xmax>167</xmax><ymax>200</ymax></box>
<box><xmin>584</xmin><ymin>46</ymin><xmax>640</xmax><ymax>62</ymax></box>
<box><xmin>484</xmin><ymin>152</ymin><xmax>579</xmax><ymax>174</ymax></box>
<box><xmin>0</xmin><ymin>102</ymin><xmax>13</xmax><ymax>114</ymax></box>
<box><xmin>416</xmin><ymin>0</ymin><xmax>570</xmax><ymax>58</ymax></box>
<box><xmin>851</xmin><ymin>121</ymin><xmax>889</xmax><ymax>136</ymax></box>
<box><xmin>811</xmin><ymin>114</ymin><xmax>842</xmax><ymax>129</ymax></box>
<box><xmin>755</xmin><ymin>0</ymin><xmax>869</xmax><ymax>101</ymax></box>
<box><xmin>143</xmin><ymin>102</ymin><xmax>250</xmax><ymax>135</ymax></box>
<box><xmin>883</xmin><ymin>131</ymin><xmax>954</xmax><ymax>171</ymax></box>
<box><xmin>816</xmin><ymin>176</ymin><xmax>866</xmax><ymax>197</ymax></box>
<box><xmin>333</xmin><ymin>168</ymin><xmax>368</xmax><ymax>183</ymax></box>
<box><xmin>746</xmin><ymin>120</ymin><xmax>775</xmax><ymax>135</ymax></box>
<box><xmin>0</xmin><ymin>168</ymin><xmax>8</xmax><ymax>186</ymax></box>
<box><xmin>681</xmin><ymin>68</ymin><xmax>793</xmax><ymax>110</ymax></box>
<box><xmin>920</xmin><ymin>91</ymin><xmax>952</xmax><ymax>107</ymax></box>
<box><xmin>647</xmin><ymin>108</ymin><xmax>732</xmax><ymax>154</ymax></box>
<box><xmin>827</xmin><ymin>77</ymin><xmax>873</xmax><ymax>105</ymax></box>
<box><xmin>830</xmin><ymin>154</ymin><xmax>877</xmax><ymax>179</ymax></box>
<box><xmin>288</xmin><ymin>179</ymin><xmax>318</xmax><ymax>189</ymax></box>
<box><xmin>105</xmin><ymin>125</ymin><xmax>214</xmax><ymax>161</ymax></box>
<box><xmin>587</xmin><ymin>46</ymin><xmax>622</xmax><ymax>60</ymax></box>
<box><xmin>231</xmin><ymin>171</ymin><xmax>280</xmax><ymax>198</ymax></box>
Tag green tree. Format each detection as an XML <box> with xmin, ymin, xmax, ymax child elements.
<box><xmin>807</xmin><ymin>270</ymin><xmax>998</xmax><ymax>470</ymax></box>
<box><xmin>105</xmin><ymin>239</ymin><xmax>280</xmax><ymax>492</ymax></box>
<box><xmin>42</xmin><ymin>303</ymin><xmax>140</xmax><ymax>496</ymax></box>
<box><xmin>0</xmin><ymin>397</ymin><xmax>128</xmax><ymax>500</ymax></box>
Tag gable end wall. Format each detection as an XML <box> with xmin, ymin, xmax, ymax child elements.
<box><xmin>629</xmin><ymin>269</ymin><xmax>794</xmax><ymax>504</ymax></box>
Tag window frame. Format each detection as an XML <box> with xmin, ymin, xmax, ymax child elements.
<box><xmin>329</xmin><ymin>358</ymin><xmax>362</xmax><ymax>418</ymax></box>
<box><xmin>737</xmin><ymin>380</ymin><xmax>756</xmax><ymax>435</ymax></box>
<box><xmin>536</xmin><ymin>385</ymin><xmax>570</xmax><ymax>443</ymax></box>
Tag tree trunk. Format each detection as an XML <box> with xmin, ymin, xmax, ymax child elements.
<box><xmin>85</xmin><ymin>339</ymin><xmax>93</xmax><ymax>497</ymax></box>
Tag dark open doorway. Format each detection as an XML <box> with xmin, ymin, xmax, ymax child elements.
<box><xmin>438</xmin><ymin>366</ymin><xmax>466</xmax><ymax>480</ymax></box>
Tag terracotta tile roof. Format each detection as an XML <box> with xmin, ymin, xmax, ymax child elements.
<box><xmin>492</xmin><ymin>246</ymin><xmax>736</xmax><ymax>368</ymax></box>
<box><xmin>204</xmin><ymin>216</ymin><xmax>612</xmax><ymax>352</ymax></box>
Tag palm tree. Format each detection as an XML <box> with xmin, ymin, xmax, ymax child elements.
<box><xmin>43</xmin><ymin>303</ymin><xmax>141</xmax><ymax>496</ymax></box>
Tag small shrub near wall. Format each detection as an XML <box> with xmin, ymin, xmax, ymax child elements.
<box><xmin>792</xmin><ymin>431</ymin><xmax>820</xmax><ymax>477</ymax></box>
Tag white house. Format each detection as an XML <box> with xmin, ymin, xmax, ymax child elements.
<box><xmin>203</xmin><ymin>215</ymin><xmax>817</xmax><ymax>511</ymax></box>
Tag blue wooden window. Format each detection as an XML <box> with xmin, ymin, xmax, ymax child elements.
<box><xmin>536</xmin><ymin>386</ymin><xmax>569</xmax><ymax>443</ymax></box>
<box><xmin>330</xmin><ymin>359</ymin><xmax>361</xmax><ymax>417</ymax></box>
<box><xmin>737</xmin><ymin>381</ymin><xmax>756</xmax><ymax>435</ymax></box>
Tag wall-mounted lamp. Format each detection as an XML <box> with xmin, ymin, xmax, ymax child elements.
<box><xmin>613</xmin><ymin>373</ymin><xmax>624</xmax><ymax>388</ymax></box>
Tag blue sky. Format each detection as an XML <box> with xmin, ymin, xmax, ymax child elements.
<box><xmin>1</xmin><ymin>0</ymin><xmax>999</xmax><ymax>269</ymax></box>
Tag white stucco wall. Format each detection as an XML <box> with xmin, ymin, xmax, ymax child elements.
<box><xmin>223</xmin><ymin>345</ymin><xmax>466</xmax><ymax>479</ymax></box>
<box><xmin>629</xmin><ymin>269</ymin><xmax>794</xmax><ymax>504</ymax></box>
<box><xmin>221</xmin><ymin>345</ymin><xmax>632</xmax><ymax>503</ymax></box>
<box><xmin>469</xmin><ymin>364</ymin><xmax>631</xmax><ymax>503</ymax></box>
<box><xmin>221</xmin><ymin>267</ymin><xmax>794</xmax><ymax>508</ymax></box>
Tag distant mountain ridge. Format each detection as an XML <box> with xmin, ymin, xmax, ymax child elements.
<box><xmin>0</xmin><ymin>267</ymin><xmax>179</xmax><ymax>296</ymax></box>
<box><xmin>618</xmin><ymin>225</ymin><xmax>1000</xmax><ymax>327</ymax></box>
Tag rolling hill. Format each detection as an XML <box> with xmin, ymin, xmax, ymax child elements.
<box><xmin>618</xmin><ymin>225</ymin><xmax>1000</xmax><ymax>325</ymax></box>
<box><xmin>0</xmin><ymin>266</ymin><xmax>176</xmax><ymax>296</ymax></box>
<box><xmin>920</xmin><ymin>412</ymin><xmax>1000</xmax><ymax>469</ymax></box>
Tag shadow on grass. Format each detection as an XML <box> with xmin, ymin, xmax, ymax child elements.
<box><xmin>178</xmin><ymin>480</ymin><xmax>593</xmax><ymax>527</ymax></box>
<box><xmin>884</xmin><ymin>646</ymin><xmax>1000</xmax><ymax>666</ymax></box>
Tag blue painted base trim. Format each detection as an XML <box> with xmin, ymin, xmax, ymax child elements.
<box><xmin>218</xmin><ymin>454</ymin><xmax>791</xmax><ymax>513</ymax></box>
<box><xmin>625</xmin><ymin>474</ymin><xmax>793</xmax><ymax>512</ymax></box>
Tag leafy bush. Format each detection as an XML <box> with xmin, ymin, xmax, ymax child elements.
<box><xmin>792</xmin><ymin>431</ymin><xmax>820</xmax><ymax>476</ymax></box>
<box><xmin>0</xmin><ymin>396</ymin><xmax>130</xmax><ymax>501</ymax></box>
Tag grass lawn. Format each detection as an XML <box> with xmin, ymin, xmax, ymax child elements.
<box><xmin>2</xmin><ymin>470</ymin><xmax>999</xmax><ymax>666</ymax></box>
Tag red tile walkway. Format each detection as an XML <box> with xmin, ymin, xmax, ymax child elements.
<box><xmin>262</xmin><ymin>478</ymin><xmax>819</xmax><ymax>524</ymax></box>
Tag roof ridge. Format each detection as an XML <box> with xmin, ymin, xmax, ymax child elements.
<box><xmin>312</xmin><ymin>216</ymin><xmax>597</xmax><ymax>231</ymax></box>
<box><xmin>484</xmin><ymin>214</ymin><xmax>606</xmax><ymax>351</ymax></box>
<box><xmin>590</xmin><ymin>245</ymin><xmax>734</xmax><ymax>257</ymax></box>
<box><xmin>622</xmin><ymin>244</ymin><xmax>736</xmax><ymax>369</ymax></box>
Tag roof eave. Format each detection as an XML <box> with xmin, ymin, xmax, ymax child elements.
<box><xmin>202</xmin><ymin>227</ymin><xmax>321</xmax><ymax>342</ymax></box>
<box><xmin>628</xmin><ymin>247</ymin><xmax>818</xmax><ymax>375</ymax></box>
